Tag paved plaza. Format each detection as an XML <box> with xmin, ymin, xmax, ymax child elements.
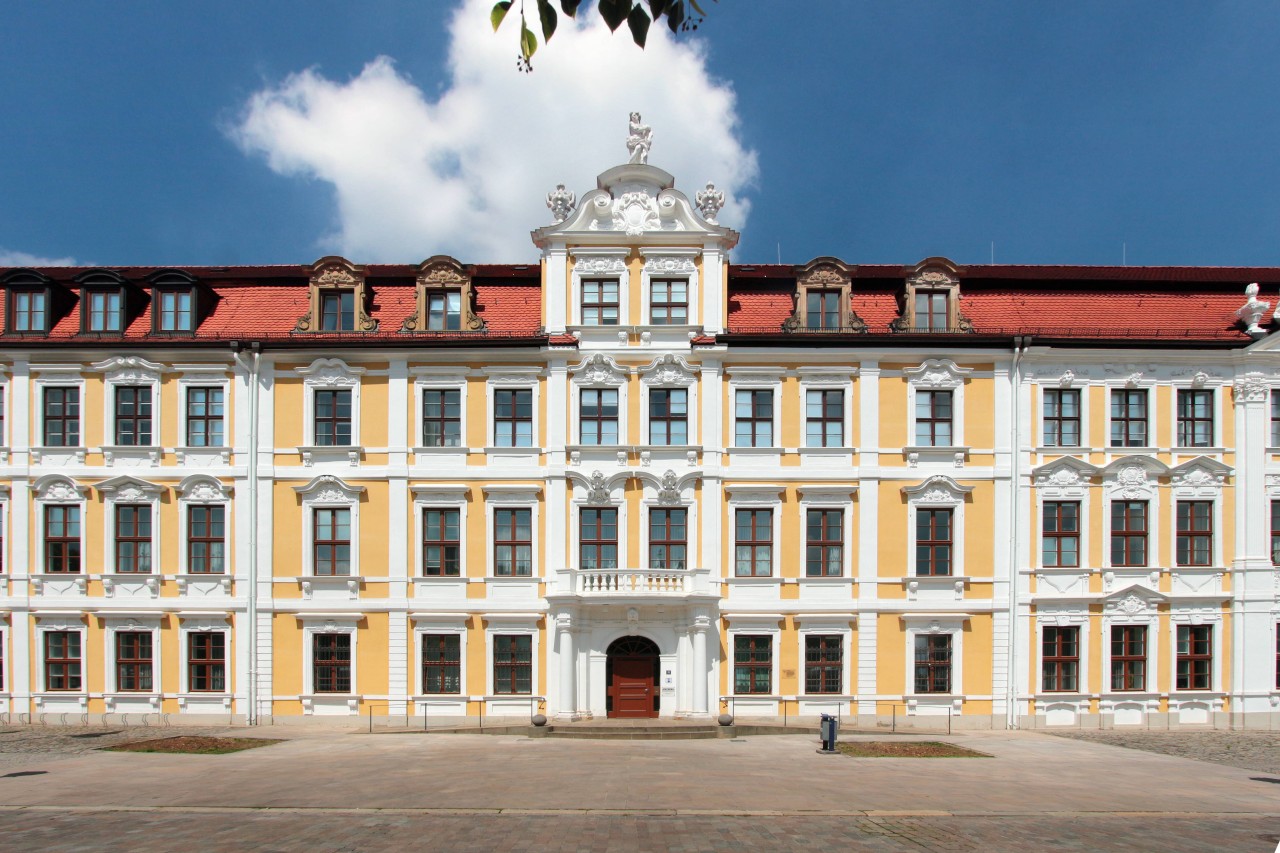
<box><xmin>0</xmin><ymin>725</ymin><xmax>1277</xmax><ymax>851</ymax></box>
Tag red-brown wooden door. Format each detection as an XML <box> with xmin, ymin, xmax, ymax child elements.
<box><xmin>608</xmin><ymin>656</ymin><xmax>656</xmax><ymax>718</ymax></box>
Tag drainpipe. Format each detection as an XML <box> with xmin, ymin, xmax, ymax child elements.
<box><xmin>234</xmin><ymin>342</ymin><xmax>262</xmax><ymax>726</ymax></box>
<box><xmin>1006</xmin><ymin>336</ymin><xmax>1028</xmax><ymax>729</ymax></box>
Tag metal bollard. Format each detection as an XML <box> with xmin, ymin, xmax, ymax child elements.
<box><xmin>817</xmin><ymin>713</ymin><xmax>839</xmax><ymax>755</ymax></box>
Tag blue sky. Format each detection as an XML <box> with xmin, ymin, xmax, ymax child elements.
<box><xmin>3</xmin><ymin>1</ymin><xmax>1279</xmax><ymax>266</ymax></box>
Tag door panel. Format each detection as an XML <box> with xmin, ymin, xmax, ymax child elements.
<box><xmin>609</xmin><ymin>655</ymin><xmax>656</xmax><ymax>718</ymax></box>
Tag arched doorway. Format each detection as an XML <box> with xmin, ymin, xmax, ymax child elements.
<box><xmin>605</xmin><ymin>636</ymin><xmax>660</xmax><ymax>718</ymax></box>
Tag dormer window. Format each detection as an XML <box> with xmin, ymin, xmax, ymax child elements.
<box><xmin>75</xmin><ymin>269</ymin><xmax>130</xmax><ymax>335</ymax></box>
<box><xmin>148</xmin><ymin>270</ymin><xmax>203</xmax><ymax>335</ymax></box>
<box><xmin>403</xmin><ymin>256</ymin><xmax>484</xmax><ymax>333</ymax></box>
<box><xmin>4</xmin><ymin>268</ymin><xmax>55</xmax><ymax>334</ymax></box>
<box><xmin>295</xmin><ymin>257</ymin><xmax>377</xmax><ymax>334</ymax></box>
<box><xmin>893</xmin><ymin>258</ymin><xmax>972</xmax><ymax>333</ymax></box>
<box><xmin>785</xmin><ymin>258</ymin><xmax>864</xmax><ymax>332</ymax></box>
<box><xmin>320</xmin><ymin>290</ymin><xmax>355</xmax><ymax>331</ymax></box>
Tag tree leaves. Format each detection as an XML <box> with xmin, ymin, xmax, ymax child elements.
<box><xmin>537</xmin><ymin>0</ymin><xmax>558</xmax><ymax>41</ymax></box>
<box><xmin>493</xmin><ymin>0</ymin><xmax>713</xmax><ymax>70</ymax></box>
<box><xmin>490</xmin><ymin>1</ymin><xmax>512</xmax><ymax>31</ymax></box>
<box><xmin>627</xmin><ymin>4</ymin><xmax>651</xmax><ymax>47</ymax></box>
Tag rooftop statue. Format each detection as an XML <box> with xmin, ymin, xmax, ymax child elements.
<box><xmin>626</xmin><ymin>112</ymin><xmax>653</xmax><ymax>165</ymax></box>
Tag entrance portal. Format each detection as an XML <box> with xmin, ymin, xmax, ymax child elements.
<box><xmin>605</xmin><ymin>636</ymin><xmax>660</xmax><ymax>718</ymax></box>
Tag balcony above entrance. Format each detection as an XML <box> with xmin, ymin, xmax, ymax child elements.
<box><xmin>549</xmin><ymin>567</ymin><xmax>716</xmax><ymax>601</ymax></box>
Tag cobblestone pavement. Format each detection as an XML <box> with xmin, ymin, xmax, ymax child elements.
<box><xmin>0</xmin><ymin>808</ymin><xmax>1276</xmax><ymax>852</ymax></box>
<box><xmin>1045</xmin><ymin>729</ymin><xmax>1280</xmax><ymax>775</ymax></box>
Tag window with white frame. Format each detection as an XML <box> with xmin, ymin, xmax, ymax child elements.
<box><xmin>1175</xmin><ymin>624</ymin><xmax>1212</xmax><ymax>690</ymax></box>
<box><xmin>492</xmin><ymin>635</ymin><xmax>532</xmax><ymax>694</ymax></box>
<box><xmin>104</xmin><ymin>619</ymin><xmax>160</xmax><ymax>693</ymax></box>
<box><xmin>914</xmin><ymin>634</ymin><xmax>952</xmax><ymax>693</ymax></box>
<box><xmin>1109</xmin><ymin>388</ymin><xmax>1149</xmax><ymax>448</ymax></box>
<box><xmin>486</xmin><ymin>370</ymin><xmax>541</xmax><ymax>449</ymax></box>
<box><xmin>422</xmin><ymin>634</ymin><xmax>462</xmax><ymax>694</ymax></box>
<box><xmin>734</xmin><ymin>509</ymin><xmax>773</xmax><ymax>577</ymax></box>
<box><xmin>1041</xmin><ymin>626</ymin><xmax>1080</xmax><ymax>692</ymax></box>
<box><xmin>299</xmin><ymin>617</ymin><xmax>360</xmax><ymax>697</ymax></box>
<box><xmin>187</xmin><ymin>631</ymin><xmax>227</xmax><ymax>692</ymax></box>
<box><xmin>571</xmin><ymin>250</ymin><xmax>629</xmax><ymax>326</ymax></box>
<box><xmin>803</xmin><ymin>383</ymin><xmax>847</xmax><ymax>448</ymax></box>
<box><xmin>1043</xmin><ymin>388</ymin><xmax>1081</xmax><ymax>447</ymax></box>
<box><xmin>177</xmin><ymin>476</ymin><xmax>231</xmax><ymax>575</ymax></box>
<box><xmin>903</xmin><ymin>616</ymin><xmax>967</xmax><ymax>696</ymax></box>
<box><xmin>44</xmin><ymin>629</ymin><xmax>83</xmax><ymax>691</ymax></box>
<box><xmin>804</xmin><ymin>635</ymin><xmax>843</xmax><ymax>694</ymax></box>
<box><xmin>294</xmin><ymin>476</ymin><xmax>364</xmax><ymax>577</ymax></box>
<box><xmin>905</xmin><ymin>359</ymin><xmax>970</xmax><ymax>450</ymax></box>
<box><xmin>98</xmin><ymin>476</ymin><xmax>162</xmax><ymax>575</ymax></box>
<box><xmin>1102</xmin><ymin>459</ymin><xmax>1162</xmax><ymax>569</ymax></box>
<box><xmin>1176</xmin><ymin>388</ymin><xmax>1214</xmax><ymax>448</ymax></box>
<box><xmin>42</xmin><ymin>385</ymin><xmax>80</xmax><ymax>447</ymax></box>
<box><xmin>1110</xmin><ymin>624</ymin><xmax>1147</xmax><ymax>691</ymax></box>
<box><xmin>733</xmin><ymin>635</ymin><xmax>772</xmax><ymax>694</ymax></box>
<box><xmin>579</xmin><ymin>507</ymin><xmax>619</xmax><ymax>569</ymax></box>
<box><xmin>412</xmin><ymin>485</ymin><xmax>469</xmax><ymax>579</ymax></box>
<box><xmin>902</xmin><ymin>476</ymin><xmax>971</xmax><ymax>579</ymax></box>
<box><xmin>639</xmin><ymin>249</ymin><xmax>698</xmax><ymax>327</ymax></box>
<box><xmin>735</xmin><ymin>390</ymin><xmax>773</xmax><ymax>447</ymax></box>
<box><xmin>34</xmin><ymin>475</ymin><xmax>88</xmax><ymax>574</ymax></box>
<box><xmin>640</xmin><ymin>354</ymin><xmax>698</xmax><ymax>447</ymax></box>
<box><xmin>570</xmin><ymin>354</ymin><xmax>627</xmax><ymax>448</ymax></box>
<box><xmin>297</xmin><ymin>358</ymin><xmax>364</xmax><ymax>448</ymax></box>
<box><xmin>92</xmin><ymin>356</ymin><xmax>165</xmax><ymax>452</ymax></box>
<box><xmin>413</xmin><ymin>368</ymin><xmax>468</xmax><ymax>451</ymax></box>
<box><xmin>484</xmin><ymin>487</ymin><xmax>540</xmax><ymax>578</ymax></box>
<box><xmin>648</xmin><ymin>507</ymin><xmax>687</xmax><ymax>569</ymax></box>
<box><xmin>185</xmin><ymin>386</ymin><xmax>225</xmax><ymax>447</ymax></box>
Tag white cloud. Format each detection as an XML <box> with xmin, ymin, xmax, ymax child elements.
<box><xmin>0</xmin><ymin>248</ymin><xmax>78</xmax><ymax>267</ymax></box>
<box><xmin>230</xmin><ymin>0</ymin><xmax>757</xmax><ymax>262</ymax></box>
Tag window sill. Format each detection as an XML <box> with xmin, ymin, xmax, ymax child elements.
<box><xmin>1105</xmin><ymin>446</ymin><xmax>1157</xmax><ymax>453</ymax></box>
<box><xmin>175</xmin><ymin>446</ymin><xmax>231</xmax><ymax>465</ymax></box>
<box><xmin>296</xmin><ymin>575</ymin><xmax>362</xmax><ymax>601</ymax></box>
<box><xmin>298</xmin><ymin>445</ymin><xmax>362</xmax><ymax>467</ymax></box>
<box><xmin>101</xmin><ymin>445</ymin><xmax>162</xmax><ymax>466</ymax></box>
<box><xmin>412</xmin><ymin>445</ymin><xmax>469</xmax><ymax>454</ymax></box>
<box><xmin>904</xmin><ymin>446</ymin><xmax>969</xmax><ymax>469</ymax></box>
<box><xmin>28</xmin><ymin>574</ymin><xmax>88</xmax><ymax>595</ymax></box>
<box><xmin>175</xmin><ymin>574</ymin><xmax>232</xmax><ymax>595</ymax></box>
<box><xmin>31</xmin><ymin>446</ymin><xmax>87</xmax><ymax>465</ymax></box>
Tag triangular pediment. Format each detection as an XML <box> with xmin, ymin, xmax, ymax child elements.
<box><xmin>1032</xmin><ymin>457</ymin><xmax>1100</xmax><ymax>487</ymax></box>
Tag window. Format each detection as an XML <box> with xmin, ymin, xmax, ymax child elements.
<box><xmin>734</xmin><ymin>390</ymin><xmax>773</xmax><ymax>447</ymax></box>
<box><xmin>580</xmin><ymin>389</ymin><xmax>619</xmax><ymax>445</ymax></box>
<box><xmin>580</xmin><ymin>508</ymin><xmax>618</xmax><ymax>570</ymax></box>
<box><xmin>422</xmin><ymin>509</ymin><xmax>461</xmax><ymax>576</ymax></box>
<box><xmin>494</xmin><ymin>389</ymin><xmax>533</xmax><ymax>447</ymax></box>
<box><xmin>157</xmin><ymin>290</ymin><xmax>193</xmax><ymax>332</ymax></box>
<box><xmin>114</xmin><ymin>386</ymin><xmax>153</xmax><ymax>446</ymax></box>
<box><xmin>581</xmin><ymin>279</ymin><xmax>619</xmax><ymax>325</ymax></box>
<box><xmin>115</xmin><ymin>632</ymin><xmax>153</xmax><ymax>691</ymax></box>
<box><xmin>806</xmin><ymin>290</ymin><xmax>841</xmax><ymax>329</ymax></box>
<box><xmin>314</xmin><ymin>389</ymin><xmax>352</xmax><ymax>447</ymax></box>
<box><xmin>650</xmin><ymin>279</ymin><xmax>688</xmax><ymax>324</ymax></box>
<box><xmin>87</xmin><ymin>290</ymin><xmax>123</xmax><ymax>332</ymax></box>
<box><xmin>313</xmin><ymin>634</ymin><xmax>352</xmax><ymax>692</ymax></box>
<box><xmin>422</xmin><ymin>389</ymin><xmax>462</xmax><ymax>447</ymax></box>
<box><xmin>914</xmin><ymin>635</ymin><xmax>952</xmax><ymax>693</ymax></box>
<box><xmin>1110</xmin><ymin>625</ymin><xmax>1146</xmax><ymax>691</ymax></box>
<box><xmin>493</xmin><ymin>635</ymin><xmax>532</xmax><ymax>694</ymax></box>
<box><xmin>188</xmin><ymin>506</ymin><xmax>226</xmax><ymax>574</ymax></box>
<box><xmin>115</xmin><ymin>505</ymin><xmax>152</xmax><ymax>573</ymax></box>
<box><xmin>0</xmin><ymin>387</ymin><xmax>4</xmax><ymax>444</ymax></box>
<box><xmin>805</xmin><ymin>509</ymin><xmax>843</xmax><ymax>577</ymax></box>
<box><xmin>915</xmin><ymin>390</ymin><xmax>953</xmax><ymax>446</ymax></box>
<box><xmin>426</xmin><ymin>290</ymin><xmax>462</xmax><ymax>331</ymax></box>
<box><xmin>1272</xmin><ymin>393</ymin><xmax>1280</xmax><ymax>446</ymax></box>
<box><xmin>648</xmin><ymin>508</ymin><xmax>687</xmax><ymax>570</ymax></box>
<box><xmin>1272</xmin><ymin>501</ymin><xmax>1280</xmax><ymax>565</ymax></box>
<box><xmin>1043</xmin><ymin>389</ymin><xmax>1080</xmax><ymax>447</ymax></box>
<box><xmin>1110</xmin><ymin>389</ymin><xmax>1148</xmax><ymax>447</ymax></box>
<box><xmin>44</xmin><ymin>631</ymin><xmax>82</xmax><ymax>691</ymax></box>
<box><xmin>734</xmin><ymin>509</ymin><xmax>773</xmax><ymax>577</ymax></box>
<box><xmin>1041</xmin><ymin>626</ymin><xmax>1079</xmax><ymax>692</ymax></box>
<box><xmin>11</xmin><ymin>290</ymin><xmax>48</xmax><ymax>332</ymax></box>
<box><xmin>422</xmin><ymin>634</ymin><xmax>461</xmax><ymax>693</ymax></box>
<box><xmin>319</xmin><ymin>290</ymin><xmax>355</xmax><ymax>332</ymax></box>
<box><xmin>44</xmin><ymin>506</ymin><xmax>81</xmax><ymax>573</ymax></box>
<box><xmin>915</xmin><ymin>509</ymin><xmax>953</xmax><ymax>577</ymax></box>
<box><xmin>189</xmin><ymin>633</ymin><xmax>226</xmax><ymax>692</ymax></box>
<box><xmin>733</xmin><ymin>635</ymin><xmax>771</xmax><ymax>694</ymax></box>
<box><xmin>185</xmin><ymin>387</ymin><xmax>224</xmax><ymax>447</ymax></box>
<box><xmin>804</xmin><ymin>635</ymin><xmax>842</xmax><ymax>694</ymax></box>
<box><xmin>649</xmin><ymin>388</ymin><xmax>687</xmax><ymax>445</ymax></box>
<box><xmin>1042</xmin><ymin>502</ymin><xmax>1080</xmax><ymax>568</ymax></box>
<box><xmin>43</xmin><ymin>386</ymin><xmax>80</xmax><ymax>446</ymax></box>
<box><xmin>314</xmin><ymin>508</ymin><xmax>351</xmax><ymax>576</ymax></box>
<box><xmin>1110</xmin><ymin>501</ymin><xmax>1148</xmax><ymax>567</ymax></box>
<box><xmin>1176</xmin><ymin>501</ymin><xmax>1213</xmax><ymax>567</ymax></box>
<box><xmin>494</xmin><ymin>508</ymin><xmax>532</xmax><ymax>576</ymax></box>
<box><xmin>1176</xmin><ymin>625</ymin><xmax>1212</xmax><ymax>691</ymax></box>
<box><xmin>1176</xmin><ymin>389</ymin><xmax>1213</xmax><ymax>447</ymax></box>
<box><xmin>913</xmin><ymin>290</ymin><xmax>949</xmax><ymax>331</ymax></box>
<box><xmin>805</xmin><ymin>390</ymin><xmax>843</xmax><ymax>447</ymax></box>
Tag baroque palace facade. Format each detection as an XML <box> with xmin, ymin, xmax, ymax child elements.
<box><xmin>1</xmin><ymin>134</ymin><xmax>1279</xmax><ymax>729</ymax></box>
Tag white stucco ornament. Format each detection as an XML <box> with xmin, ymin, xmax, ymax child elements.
<box><xmin>612</xmin><ymin>191</ymin><xmax>661</xmax><ymax>236</ymax></box>
<box><xmin>695</xmin><ymin>182</ymin><xmax>724</xmax><ymax>223</ymax></box>
<box><xmin>546</xmin><ymin>184</ymin><xmax>576</xmax><ymax>222</ymax></box>
<box><xmin>1115</xmin><ymin>465</ymin><xmax>1149</xmax><ymax>498</ymax></box>
<box><xmin>626</xmin><ymin>112</ymin><xmax>652</xmax><ymax>164</ymax></box>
